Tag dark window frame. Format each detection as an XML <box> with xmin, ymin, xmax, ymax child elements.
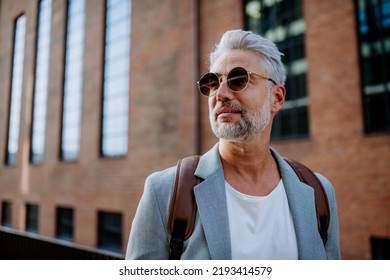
<box><xmin>244</xmin><ymin>0</ymin><xmax>309</xmax><ymax>140</ymax></box>
<box><xmin>371</xmin><ymin>236</ymin><xmax>390</xmax><ymax>259</ymax></box>
<box><xmin>1</xmin><ymin>201</ymin><xmax>12</xmax><ymax>227</ymax></box>
<box><xmin>97</xmin><ymin>211</ymin><xmax>123</xmax><ymax>253</ymax></box>
<box><xmin>355</xmin><ymin>0</ymin><xmax>390</xmax><ymax>133</ymax></box>
<box><xmin>56</xmin><ymin>206</ymin><xmax>74</xmax><ymax>241</ymax></box>
<box><xmin>25</xmin><ymin>203</ymin><xmax>39</xmax><ymax>233</ymax></box>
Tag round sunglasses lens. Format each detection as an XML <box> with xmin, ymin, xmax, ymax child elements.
<box><xmin>198</xmin><ymin>73</ymin><xmax>219</xmax><ymax>96</ymax></box>
<box><xmin>227</xmin><ymin>67</ymin><xmax>249</xmax><ymax>92</ymax></box>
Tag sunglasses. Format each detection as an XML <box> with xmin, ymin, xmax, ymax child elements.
<box><xmin>197</xmin><ymin>66</ymin><xmax>277</xmax><ymax>97</ymax></box>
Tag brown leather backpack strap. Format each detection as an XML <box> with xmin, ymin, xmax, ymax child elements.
<box><xmin>284</xmin><ymin>158</ymin><xmax>330</xmax><ymax>245</ymax></box>
<box><xmin>168</xmin><ymin>156</ymin><xmax>201</xmax><ymax>259</ymax></box>
<box><xmin>168</xmin><ymin>156</ymin><xmax>201</xmax><ymax>239</ymax></box>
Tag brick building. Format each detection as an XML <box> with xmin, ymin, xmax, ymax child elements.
<box><xmin>0</xmin><ymin>0</ymin><xmax>389</xmax><ymax>259</ymax></box>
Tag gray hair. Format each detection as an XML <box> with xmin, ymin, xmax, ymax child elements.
<box><xmin>209</xmin><ymin>29</ymin><xmax>286</xmax><ymax>85</ymax></box>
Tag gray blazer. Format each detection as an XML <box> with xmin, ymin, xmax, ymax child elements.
<box><xmin>126</xmin><ymin>144</ymin><xmax>341</xmax><ymax>259</ymax></box>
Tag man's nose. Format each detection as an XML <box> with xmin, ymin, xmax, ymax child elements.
<box><xmin>215</xmin><ymin>79</ymin><xmax>234</xmax><ymax>101</ymax></box>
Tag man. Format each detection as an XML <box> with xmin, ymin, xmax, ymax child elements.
<box><xmin>126</xmin><ymin>29</ymin><xmax>341</xmax><ymax>260</ymax></box>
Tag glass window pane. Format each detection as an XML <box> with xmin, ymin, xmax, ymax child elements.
<box><xmin>356</xmin><ymin>0</ymin><xmax>390</xmax><ymax>132</ymax></box>
<box><xmin>98</xmin><ymin>211</ymin><xmax>122</xmax><ymax>253</ymax></box>
<box><xmin>6</xmin><ymin>15</ymin><xmax>26</xmax><ymax>166</ymax></box>
<box><xmin>31</xmin><ymin>0</ymin><xmax>52</xmax><ymax>164</ymax></box>
<box><xmin>1</xmin><ymin>201</ymin><xmax>12</xmax><ymax>227</ymax></box>
<box><xmin>102</xmin><ymin>0</ymin><xmax>131</xmax><ymax>157</ymax></box>
<box><xmin>61</xmin><ymin>0</ymin><xmax>86</xmax><ymax>161</ymax></box>
<box><xmin>26</xmin><ymin>204</ymin><xmax>39</xmax><ymax>233</ymax></box>
<box><xmin>56</xmin><ymin>207</ymin><xmax>74</xmax><ymax>241</ymax></box>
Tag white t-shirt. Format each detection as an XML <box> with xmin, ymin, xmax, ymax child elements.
<box><xmin>225</xmin><ymin>179</ymin><xmax>298</xmax><ymax>260</ymax></box>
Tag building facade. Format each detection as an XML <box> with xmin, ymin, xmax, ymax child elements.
<box><xmin>0</xmin><ymin>0</ymin><xmax>389</xmax><ymax>259</ymax></box>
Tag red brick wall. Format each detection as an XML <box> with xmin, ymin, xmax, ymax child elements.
<box><xmin>0</xmin><ymin>0</ymin><xmax>198</xmax><ymax>252</ymax></box>
<box><xmin>273</xmin><ymin>0</ymin><xmax>390</xmax><ymax>259</ymax></box>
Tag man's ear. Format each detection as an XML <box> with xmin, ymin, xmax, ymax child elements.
<box><xmin>271</xmin><ymin>84</ymin><xmax>286</xmax><ymax>113</ymax></box>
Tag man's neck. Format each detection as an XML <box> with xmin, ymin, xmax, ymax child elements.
<box><xmin>218</xmin><ymin>140</ymin><xmax>281</xmax><ymax>196</ymax></box>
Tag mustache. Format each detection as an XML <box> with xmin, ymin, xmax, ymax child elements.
<box><xmin>213</xmin><ymin>101</ymin><xmax>245</xmax><ymax>114</ymax></box>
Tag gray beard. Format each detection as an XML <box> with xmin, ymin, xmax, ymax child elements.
<box><xmin>209</xmin><ymin>95</ymin><xmax>272</xmax><ymax>143</ymax></box>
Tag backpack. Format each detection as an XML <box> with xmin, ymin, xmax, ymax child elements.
<box><xmin>167</xmin><ymin>155</ymin><xmax>330</xmax><ymax>260</ymax></box>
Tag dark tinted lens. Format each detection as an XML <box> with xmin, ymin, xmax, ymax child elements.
<box><xmin>198</xmin><ymin>73</ymin><xmax>219</xmax><ymax>96</ymax></box>
<box><xmin>227</xmin><ymin>67</ymin><xmax>249</xmax><ymax>92</ymax></box>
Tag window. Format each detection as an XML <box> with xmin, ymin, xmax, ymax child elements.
<box><xmin>244</xmin><ymin>0</ymin><xmax>309</xmax><ymax>140</ymax></box>
<box><xmin>61</xmin><ymin>0</ymin><xmax>86</xmax><ymax>161</ymax></box>
<box><xmin>5</xmin><ymin>15</ymin><xmax>26</xmax><ymax>166</ymax></box>
<box><xmin>101</xmin><ymin>0</ymin><xmax>131</xmax><ymax>157</ymax></box>
<box><xmin>31</xmin><ymin>0</ymin><xmax>52</xmax><ymax>164</ymax></box>
<box><xmin>356</xmin><ymin>0</ymin><xmax>390</xmax><ymax>132</ymax></box>
<box><xmin>26</xmin><ymin>204</ymin><xmax>39</xmax><ymax>233</ymax></box>
<box><xmin>56</xmin><ymin>207</ymin><xmax>74</xmax><ymax>241</ymax></box>
<box><xmin>1</xmin><ymin>201</ymin><xmax>12</xmax><ymax>227</ymax></box>
<box><xmin>98</xmin><ymin>211</ymin><xmax>122</xmax><ymax>253</ymax></box>
<box><xmin>371</xmin><ymin>237</ymin><xmax>390</xmax><ymax>259</ymax></box>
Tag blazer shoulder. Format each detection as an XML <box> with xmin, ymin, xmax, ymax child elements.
<box><xmin>126</xmin><ymin>166</ymin><xmax>177</xmax><ymax>259</ymax></box>
<box><xmin>147</xmin><ymin>166</ymin><xmax>176</xmax><ymax>188</ymax></box>
<box><xmin>144</xmin><ymin>166</ymin><xmax>177</xmax><ymax>203</ymax></box>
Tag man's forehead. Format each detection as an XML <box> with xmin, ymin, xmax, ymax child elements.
<box><xmin>210</xmin><ymin>49</ymin><xmax>263</xmax><ymax>73</ymax></box>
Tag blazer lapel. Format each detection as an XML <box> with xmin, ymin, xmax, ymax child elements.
<box><xmin>272</xmin><ymin>148</ymin><xmax>327</xmax><ymax>259</ymax></box>
<box><xmin>193</xmin><ymin>144</ymin><xmax>231</xmax><ymax>260</ymax></box>
<box><xmin>190</xmin><ymin>145</ymin><xmax>325</xmax><ymax>260</ymax></box>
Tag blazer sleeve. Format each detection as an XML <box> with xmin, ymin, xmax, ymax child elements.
<box><xmin>125</xmin><ymin>168</ymin><xmax>176</xmax><ymax>260</ymax></box>
<box><xmin>316</xmin><ymin>173</ymin><xmax>342</xmax><ymax>259</ymax></box>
